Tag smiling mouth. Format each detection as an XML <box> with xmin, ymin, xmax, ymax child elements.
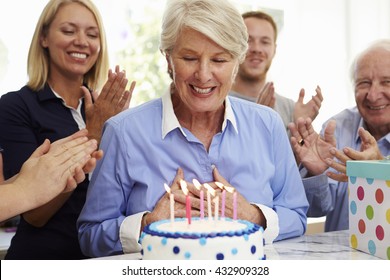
<box><xmin>368</xmin><ymin>104</ymin><xmax>388</xmax><ymax>110</ymax></box>
<box><xmin>247</xmin><ymin>55</ymin><xmax>264</xmax><ymax>62</ymax></box>
<box><xmin>249</xmin><ymin>58</ymin><xmax>263</xmax><ymax>62</ymax></box>
<box><xmin>191</xmin><ymin>85</ymin><xmax>215</xmax><ymax>95</ymax></box>
<box><xmin>70</xmin><ymin>52</ymin><xmax>88</xmax><ymax>59</ymax></box>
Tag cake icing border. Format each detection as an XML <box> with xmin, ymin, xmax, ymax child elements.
<box><xmin>140</xmin><ymin>217</ymin><xmax>263</xmax><ymax>241</ymax></box>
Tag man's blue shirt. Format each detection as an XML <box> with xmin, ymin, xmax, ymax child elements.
<box><xmin>303</xmin><ymin>106</ymin><xmax>390</xmax><ymax>231</ymax></box>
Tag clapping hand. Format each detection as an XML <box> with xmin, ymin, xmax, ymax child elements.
<box><xmin>325</xmin><ymin>127</ymin><xmax>384</xmax><ymax>182</ymax></box>
<box><xmin>293</xmin><ymin>86</ymin><xmax>323</xmax><ymax>122</ymax></box>
<box><xmin>48</xmin><ymin>129</ymin><xmax>102</xmax><ymax>190</ymax></box>
<box><xmin>82</xmin><ymin>65</ymin><xmax>136</xmax><ymax>143</ymax></box>
<box><xmin>256</xmin><ymin>82</ymin><xmax>276</xmax><ymax>108</ymax></box>
<box><xmin>288</xmin><ymin>117</ymin><xmax>337</xmax><ymax>176</ymax></box>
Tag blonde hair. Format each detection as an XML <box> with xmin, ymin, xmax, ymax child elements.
<box><xmin>160</xmin><ymin>0</ymin><xmax>248</xmax><ymax>63</ymax></box>
<box><xmin>27</xmin><ymin>0</ymin><xmax>109</xmax><ymax>91</ymax></box>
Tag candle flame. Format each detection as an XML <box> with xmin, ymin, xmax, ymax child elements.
<box><xmin>192</xmin><ymin>179</ymin><xmax>202</xmax><ymax>190</ymax></box>
<box><xmin>215</xmin><ymin>181</ymin><xmax>224</xmax><ymax>190</ymax></box>
<box><xmin>224</xmin><ymin>185</ymin><xmax>235</xmax><ymax>193</ymax></box>
<box><xmin>180</xmin><ymin>180</ymin><xmax>189</xmax><ymax>195</ymax></box>
<box><xmin>164</xmin><ymin>183</ymin><xmax>171</xmax><ymax>194</ymax></box>
<box><xmin>203</xmin><ymin>183</ymin><xmax>216</xmax><ymax>196</ymax></box>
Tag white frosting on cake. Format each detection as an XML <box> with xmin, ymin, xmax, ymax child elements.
<box><xmin>157</xmin><ymin>219</ymin><xmax>247</xmax><ymax>232</ymax></box>
<box><xmin>140</xmin><ymin>217</ymin><xmax>265</xmax><ymax>260</ymax></box>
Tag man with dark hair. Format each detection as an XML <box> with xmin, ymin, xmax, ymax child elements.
<box><xmin>231</xmin><ymin>11</ymin><xmax>323</xmax><ymax>132</ymax></box>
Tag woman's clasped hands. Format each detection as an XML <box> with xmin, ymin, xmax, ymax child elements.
<box><xmin>142</xmin><ymin>167</ymin><xmax>266</xmax><ymax>231</ymax></box>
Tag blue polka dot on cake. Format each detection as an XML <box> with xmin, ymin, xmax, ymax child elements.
<box><xmin>173</xmin><ymin>246</ymin><xmax>180</xmax><ymax>254</ymax></box>
<box><xmin>251</xmin><ymin>245</ymin><xmax>256</xmax><ymax>254</ymax></box>
<box><xmin>184</xmin><ymin>252</ymin><xmax>191</xmax><ymax>259</ymax></box>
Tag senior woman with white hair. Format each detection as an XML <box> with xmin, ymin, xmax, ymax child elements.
<box><xmin>78</xmin><ymin>0</ymin><xmax>308</xmax><ymax>258</ymax></box>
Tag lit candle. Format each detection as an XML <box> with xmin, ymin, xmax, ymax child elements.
<box><xmin>203</xmin><ymin>183</ymin><xmax>215</xmax><ymax>221</ymax></box>
<box><xmin>225</xmin><ymin>186</ymin><xmax>236</xmax><ymax>220</ymax></box>
<box><xmin>164</xmin><ymin>183</ymin><xmax>175</xmax><ymax>225</ymax></box>
<box><xmin>193</xmin><ymin>179</ymin><xmax>204</xmax><ymax>220</ymax></box>
<box><xmin>213</xmin><ymin>196</ymin><xmax>219</xmax><ymax>221</ymax></box>
<box><xmin>207</xmin><ymin>188</ymin><xmax>211</xmax><ymax>221</ymax></box>
<box><xmin>215</xmin><ymin>182</ymin><xmax>225</xmax><ymax>219</ymax></box>
<box><xmin>180</xmin><ymin>180</ymin><xmax>191</xmax><ymax>225</ymax></box>
<box><xmin>233</xmin><ymin>191</ymin><xmax>237</xmax><ymax>220</ymax></box>
<box><xmin>221</xmin><ymin>189</ymin><xmax>226</xmax><ymax>218</ymax></box>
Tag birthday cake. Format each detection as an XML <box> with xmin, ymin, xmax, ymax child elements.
<box><xmin>140</xmin><ymin>217</ymin><xmax>265</xmax><ymax>260</ymax></box>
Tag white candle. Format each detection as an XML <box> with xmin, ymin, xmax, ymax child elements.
<box><xmin>169</xmin><ymin>193</ymin><xmax>174</xmax><ymax>223</ymax></box>
<box><xmin>215</xmin><ymin>182</ymin><xmax>225</xmax><ymax>219</ymax></box>
<box><xmin>221</xmin><ymin>190</ymin><xmax>226</xmax><ymax>218</ymax></box>
<box><xmin>224</xmin><ymin>186</ymin><xmax>236</xmax><ymax>220</ymax></box>
<box><xmin>207</xmin><ymin>190</ymin><xmax>211</xmax><ymax>221</ymax></box>
<box><xmin>213</xmin><ymin>196</ymin><xmax>219</xmax><ymax>221</ymax></box>
<box><xmin>233</xmin><ymin>191</ymin><xmax>237</xmax><ymax>220</ymax></box>
<box><xmin>200</xmin><ymin>189</ymin><xmax>204</xmax><ymax>219</ymax></box>
<box><xmin>203</xmin><ymin>183</ymin><xmax>215</xmax><ymax>222</ymax></box>
<box><xmin>193</xmin><ymin>179</ymin><xmax>204</xmax><ymax>220</ymax></box>
<box><xmin>164</xmin><ymin>183</ymin><xmax>174</xmax><ymax>225</ymax></box>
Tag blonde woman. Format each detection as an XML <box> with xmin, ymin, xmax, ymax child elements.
<box><xmin>0</xmin><ymin>0</ymin><xmax>135</xmax><ymax>259</ymax></box>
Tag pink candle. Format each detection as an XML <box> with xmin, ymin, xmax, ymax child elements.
<box><xmin>180</xmin><ymin>180</ymin><xmax>191</xmax><ymax>225</ymax></box>
<box><xmin>164</xmin><ymin>183</ymin><xmax>174</xmax><ymax>225</ymax></box>
<box><xmin>200</xmin><ymin>189</ymin><xmax>204</xmax><ymax>219</ymax></box>
<box><xmin>192</xmin><ymin>179</ymin><xmax>204</xmax><ymax>220</ymax></box>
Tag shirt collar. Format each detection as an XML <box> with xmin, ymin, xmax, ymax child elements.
<box><xmin>162</xmin><ymin>92</ymin><xmax>186</xmax><ymax>139</ymax></box>
<box><xmin>355</xmin><ymin>117</ymin><xmax>390</xmax><ymax>145</ymax></box>
<box><xmin>224</xmin><ymin>96</ymin><xmax>238</xmax><ymax>133</ymax></box>
<box><xmin>354</xmin><ymin>117</ymin><xmax>365</xmax><ymax>144</ymax></box>
<box><xmin>161</xmin><ymin>93</ymin><xmax>238</xmax><ymax>139</ymax></box>
<box><xmin>50</xmin><ymin>86</ymin><xmax>83</xmax><ymax>112</ymax></box>
<box><xmin>37</xmin><ymin>84</ymin><xmax>58</xmax><ymax>102</ymax></box>
<box><xmin>37</xmin><ymin>84</ymin><xmax>83</xmax><ymax>106</ymax></box>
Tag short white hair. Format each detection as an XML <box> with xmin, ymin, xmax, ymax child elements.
<box><xmin>160</xmin><ymin>0</ymin><xmax>248</xmax><ymax>63</ymax></box>
<box><xmin>350</xmin><ymin>39</ymin><xmax>390</xmax><ymax>83</ymax></box>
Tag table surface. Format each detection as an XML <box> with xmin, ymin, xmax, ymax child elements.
<box><xmin>94</xmin><ymin>230</ymin><xmax>381</xmax><ymax>260</ymax></box>
<box><xmin>266</xmin><ymin>230</ymin><xmax>380</xmax><ymax>260</ymax></box>
<box><xmin>0</xmin><ymin>227</ymin><xmax>16</xmax><ymax>259</ymax></box>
